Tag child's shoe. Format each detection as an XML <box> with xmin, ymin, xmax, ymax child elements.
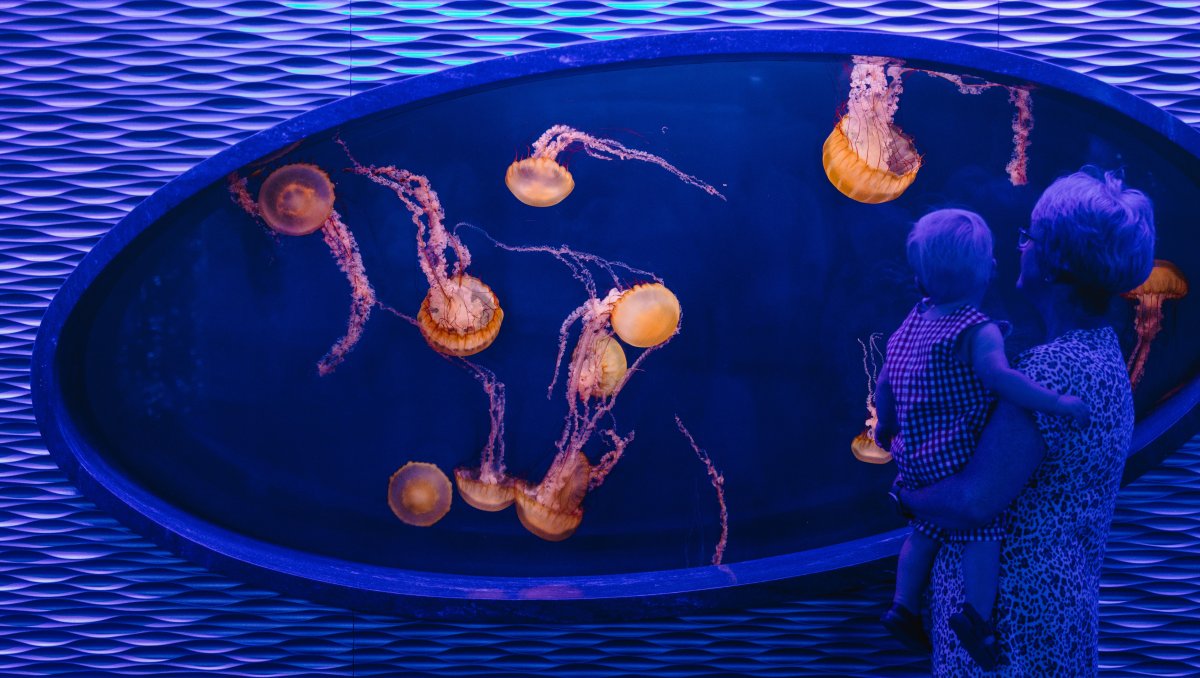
<box><xmin>881</xmin><ymin>603</ymin><xmax>931</xmax><ymax>653</ymax></box>
<box><xmin>949</xmin><ymin>602</ymin><xmax>1000</xmax><ymax>670</ymax></box>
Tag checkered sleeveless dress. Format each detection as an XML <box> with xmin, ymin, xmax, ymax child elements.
<box><xmin>887</xmin><ymin>302</ymin><xmax>1005</xmax><ymax>543</ymax></box>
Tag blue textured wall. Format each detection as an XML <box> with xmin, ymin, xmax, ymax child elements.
<box><xmin>2</xmin><ymin>2</ymin><xmax>1199</xmax><ymax>675</ymax></box>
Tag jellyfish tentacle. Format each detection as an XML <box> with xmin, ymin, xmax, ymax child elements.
<box><xmin>550</xmin><ymin>304</ymin><xmax>587</xmax><ymax>400</ymax></box>
<box><xmin>1006</xmin><ymin>87</ymin><xmax>1034</xmax><ymax>186</ymax></box>
<box><xmin>1128</xmin><ymin>294</ymin><xmax>1164</xmax><ymax>387</ymax></box>
<box><xmin>906</xmin><ymin>68</ymin><xmax>1034</xmax><ymax>186</ymax></box>
<box><xmin>1122</xmin><ymin>261</ymin><xmax>1188</xmax><ymax>389</ymax></box>
<box><xmin>588</xmin><ymin>430</ymin><xmax>634</xmax><ymax>491</ymax></box>
<box><xmin>317</xmin><ymin>210</ymin><xmax>377</xmax><ymax>376</ymax></box>
<box><xmin>228</xmin><ymin>174</ymin><xmax>261</xmax><ymax>218</ymax></box>
<box><xmin>675</xmin><ymin>416</ymin><xmax>729</xmax><ymax>566</ymax></box>
<box><xmin>533</xmin><ymin>125</ymin><xmax>726</xmax><ymax>201</ymax></box>
<box><xmin>455</xmin><ymin>223</ymin><xmax>663</xmax><ymax>297</ymax></box>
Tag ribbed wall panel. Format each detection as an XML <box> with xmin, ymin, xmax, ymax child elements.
<box><xmin>1</xmin><ymin>1</ymin><xmax>1198</xmax><ymax>675</ymax></box>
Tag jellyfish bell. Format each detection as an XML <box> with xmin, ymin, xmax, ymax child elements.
<box><xmin>822</xmin><ymin>116</ymin><xmax>921</xmax><ymax>204</ymax></box>
<box><xmin>417</xmin><ymin>274</ymin><xmax>505</xmax><ymax>357</ymax></box>
<box><xmin>505</xmin><ymin>156</ymin><xmax>575</xmax><ymax>207</ymax></box>
<box><xmin>258</xmin><ymin>163</ymin><xmax>336</xmax><ymax>236</ymax></box>
<box><xmin>851</xmin><ymin>429</ymin><xmax>892</xmax><ymax>464</ymax></box>
<box><xmin>515</xmin><ymin>489</ymin><xmax>582</xmax><ymax>542</ymax></box>
<box><xmin>575</xmin><ymin>334</ymin><xmax>628</xmax><ymax>400</ymax></box>
<box><xmin>454</xmin><ymin>466</ymin><xmax>516</xmax><ymax>512</ymax></box>
<box><xmin>387</xmin><ymin>461</ymin><xmax>453</xmax><ymax>527</ymax></box>
<box><xmin>514</xmin><ymin>451</ymin><xmax>591</xmax><ymax>542</ymax></box>
<box><xmin>610</xmin><ymin>283</ymin><xmax>681</xmax><ymax>348</ymax></box>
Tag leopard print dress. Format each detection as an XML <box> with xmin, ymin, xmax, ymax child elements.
<box><xmin>929</xmin><ymin>326</ymin><xmax>1134</xmax><ymax>677</ymax></box>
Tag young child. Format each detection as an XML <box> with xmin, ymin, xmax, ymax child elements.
<box><xmin>872</xmin><ymin>209</ymin><xmax>1089</xmax><ymax>669</ymax></box>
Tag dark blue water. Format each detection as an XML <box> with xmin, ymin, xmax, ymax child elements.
<box><xmin>63</xmin><ymin>58</ymin><xmax>1200</xmax><ymax>576</ymax></box>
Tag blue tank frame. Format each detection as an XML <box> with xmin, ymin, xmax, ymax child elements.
<box><xmin>31</xmin><ymin>29</ymin><xmax>1200</xmax><ymax>621</ymax></box>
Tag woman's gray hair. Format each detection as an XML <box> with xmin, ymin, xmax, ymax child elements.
<box><xmin>907</xmin><ymin>208</ymin><xmax>994</xmax><ymax>302</ymax></box>
<box><xmin>1031</xmin><ymin>167</ymin><xmax>1155</xmax><ymax>302</ymax></box>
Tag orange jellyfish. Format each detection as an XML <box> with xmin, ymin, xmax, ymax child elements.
<box><xmin>675</xmin><ymin>416</ymin><xmax>729</xmax><ymax>566</ymax></box>
<box><xmin>228</xmin><ymin>164</ymin><xmax>376</xmax><ymax>376</ymax></box>
<box><xmin>575</xmin><ymin>335</ymin><xmax>627</xmax><ymax>400</ymax></box>
<box><xmin>257</xmin><ymin>163</ymin><xmax>336</xmax><ymax>236</ymax></box>
<box><xmin>387</xmin><ymin>461</ymin><xmax>453</xmax><ymax>527</ymax></box>
<box><xmin>852</xmin><ymin>333</ymin><xmax>892</xmax><ymax>464</ymax></box>
<box><xmin>347</xmin><ymin>156</ymin><xmax>503</xmax><ymax>358</ymax></box>
<box><xmin>452</xmin><ymin>360</ymin><xmax>519</xmax><ymax>512</ymax></box>
<box><xmin>514</xmin><ymin>450</ymin><xmax>591</xmax><ymax>541</ymax></box>
<box><xmin>1122</xmin><ymin>260</ymin><xmax>1189</xmax><ymax>389</ymax></box>
<box><xmin>823</xmin><ymin>57</ymin><xmax>1034</xmax><ymax>203</ymax></box>
<box><xmin>505</xmin><ymin>124</ymin><xmax>726</xmax><ymax>207</ymax></box>
<box><xmin>823</xmin><ymin>57</ymin><xmax>921</xmax><ymax>204</ymax></box>
<box><xmin>610</xmin><ymin>283</ymin><xmax>682</xmax><ymax>348</ymax></box>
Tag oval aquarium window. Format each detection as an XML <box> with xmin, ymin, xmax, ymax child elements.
<box><xmin>33</xmin><ymin>30</ymin><xmax>1200</xmax><ymax>620</ymax></box>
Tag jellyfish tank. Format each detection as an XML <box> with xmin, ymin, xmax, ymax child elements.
<box><xmin>32</xmin><ymin>31</ymin><xmax>1200</xmax><ymax>620</ymax></box>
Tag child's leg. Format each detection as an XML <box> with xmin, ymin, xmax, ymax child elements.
<box><xmin>961</xmin><ymin>540</ymin><xmax>1001</xmax><ymax>619</ymax></box>
<box><xmin>894</xmin><ymin>529</ymin><xmax>940</xmax><ymax>612</ymax></box>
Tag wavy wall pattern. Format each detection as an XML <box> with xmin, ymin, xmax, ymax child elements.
<box><xmin>1</xmin><ymin>1</ymin><xmax>1198</xmax><ymax>675</ymax></box>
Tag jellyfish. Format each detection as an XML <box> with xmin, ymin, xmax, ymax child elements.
<box><xmin>1121</xmin><ymin>260</ymin><xmax>1189</xmax><ymax>389</ymax></box>
<box><xmin>610</xmin><ymin>283</ymin><xmax>682</xmax><ymax>348</ymax></box>
<box><xmin>823</xmin><ymin>58</ymin><xmax>921</xmax><ymax>204</ymax></box>
<box><xmin>346</xmin><ymin>155</ymin><xmax>503</xmax><ymax>358</ymax></box>
<box><xmin>257</xmin><ymin>163</ymin><xmax>336</xmax><ymax>236</ymax></box>
<box><xmin>387</xmin><ymin>461</ymin><xmax>453</xmax><ymax>527</ymax></box>
<box><xmin>823</xmin><ymin>57</ymin><xmax>1034</xmax><ymax>204</ymax></box>
<box><xmin>575</xmin><ymin>334</ymin><xmax>627</xmax><ymax>401</ymax></box>
<box><xmin>675</xmin><ymin>416</ymin><xmax>729</xmax><ymax>566</ymax></box>
<box><xmin>452</xmin><ymin>360</ymin><xmax>519</xmax><ymax>512</ymax></box>
<box><xmin>514</xmin><ymin>450</ymin><xmax>590</xmax><ymax>542</ymax></box>
<box><xmin>852</xmin><ymin>333</ymin><xmax>892</xmax><ymax>464</ymax></box>
<box><xmin>505</xmin><ymin>124</ymin><xmax>726</xmax><ymax>207</ymax></box>
<box><xmin>228</xmin><ymin>164</ymin><xmax>376</xmax><ymax>376</ymax></box>
<box><xmin>457</xmin><ymin>225</ymin><xmax>678</xmax><ymax>541</ymax></box>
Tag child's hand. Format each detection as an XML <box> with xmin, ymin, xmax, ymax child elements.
<box><xmin>1058</xmin><ymin>395</ymin><xmax>1090</xmax><ymax>426</ymax></box>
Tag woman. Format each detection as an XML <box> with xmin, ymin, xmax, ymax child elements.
<box><xmin>896</xmin><ymin>167</ymin><xmax>1156</xmax><ymax>676</ymax></box>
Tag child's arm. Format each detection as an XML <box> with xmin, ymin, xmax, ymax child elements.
<box><xmin>873</xmin><ymin>362</ymin><xmax>899</xmax><ymax>451</ymax></box>
<box><xmin>968</xmin><ymin>323</ymin><xmax>1090</xmax><ymax>425</ymax></box>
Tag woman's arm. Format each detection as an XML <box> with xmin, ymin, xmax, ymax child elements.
<box><xmin>898</xmin><ymin>400</ymin><xmax>1046</xmax><ymax>529</ymax></box>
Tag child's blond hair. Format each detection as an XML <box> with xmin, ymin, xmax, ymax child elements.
<box><xmin>906</xmin><ymin>209</ymin><xmax>994</xmax><ymax>303</ymax></box>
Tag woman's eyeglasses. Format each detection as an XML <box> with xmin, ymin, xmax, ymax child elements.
<box><xmin>1018</xmin><ymin>228</ymin><xmax>1036</xmax><ymax>249</ymax></box>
